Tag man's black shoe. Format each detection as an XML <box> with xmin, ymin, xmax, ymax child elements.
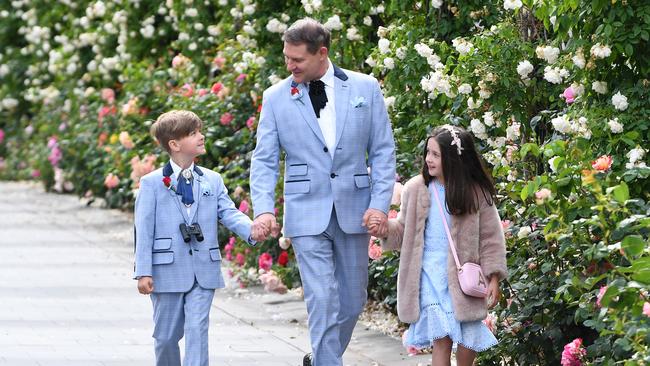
<box><xmin>302</xmin><ymin>353</ymin><xmax>313</xmax><ymax>366</ymax></box>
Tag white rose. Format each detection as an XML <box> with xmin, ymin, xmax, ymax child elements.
<box><xmin>365</xmin><ymin>56</ymin><xmax>376</xmax><ymax>67</ymax></box>
<box><xmin>207</xmin><ymin>25</ymin><xmax>220</xmax><ymax>36</ymax></box>
<box><xmin>2</xmin><ymin>98</ymin><xmax>19</xmax><ymax>109</ymax></box>
<box><xmin>627</xmin><ymin>147</ymin><xmax>646</xmax><ymax>165</ymax></box>
<box><xmin>590</xmin><ymin>43</ymin><xmax>612</xmax><ymax>59</ymax></box>
<box><xmin>504</xmin><ymin>0</ymin><xmax>523</xmax><ymax>10</ymax></box>
<box><xmin>467</xmin><ymin>97</ymin><xmax>481</xmax><ymax>110</ymax></box>
<box><xmin>140</xmin><ymin>24</ymin><xmax>154</xmax><ymax>38</ymax></box>
<box><xmin>517</xmin><ymin>226</ymin><xmax>532</xmax><ymax>238</ymax></box>
<box><xmin>243</xmin><ymin>5</ymin><xmax>255</xmax><ymax>15</ymax></box>
<box><xmin>346</xmin><ymin>26</ymin><xmax>362</xmax><ymax>41</ymax></box>
<box><xmin>414</xmin><ymin>43</ymin><xmax>433</xmax><ymax>58</ymax></box>
<box><xmin>431</xmin><ymin>0</ymin><xmax>443</xmax><ymax>8</ymax></box>
<box><xmin>572</xmin><ymin>50</ymin><xmax>586</xmax><ymax>69</ymax></box>
<box><xmin>607</xmin><ymin>118</ymin><xmax>624</xmax><ymax>134</ymax></box>
<box><xmin>363</xmin><ymin>16</ymin><xmax>372</xmax><ymax>26</ymax></box>
<box><xmin>543</xmin><ymin>66</ymin><xmax>562</xmax><ymax>84</ymax></box>
<box><xmin>395</xmin><ymin>47</ymin><xmax>407</xmax><ymax>60</ymax></box>
<box><xmin>378</xmin><ymin>38</ymin><xmax>391</xmax><ymax>54</ymax></box>
<box><xmin>324</xmin><ymin>15</ymin><xmax>342</xmax><ymax>31</ymax></box>
<box><xmin>551</xmin><ymin>115</ymin><xmax>572</xmax><ymax>134</ymax></box>
<box><xmin>470</xmin><ymin>118</ymin><xmax>487</xmax><ymax>139</ymax></box>
<box><xmin>536</xmin><ymin>45</ymin><xmax>560</xmax><ymax>64</ymax></box>
<box><xmin>452</xmin><ymin>38</ymin><xmax>473</xmax><ymax>55</ymax></box>
<box><xmin>611</xmin><ymin>92</ymin><xmax>628</xmax><ymax>111</ymax></box>
<box><xmin>185</xmin><ymin>8</ymin><xmax>198</xmax><ymax>17</ymax></box>
<box><xmin>483</xmin><ymin>111</ymin><xmax>495</xmax><ymax>126</ymax></box>
<box><xmin>383</xmin><ymin>57</ymin><xmax>395</xmax><ymax>70</ymax></box>
<box><xmin>458</xmin><ymin>83</ymin><xmax>472</xmax><ymax>94</ymax></box>
<box><xmin>517</xmin><ymin>60</ymin><xmax>533</xmax><ymax>78</ymax></box>
<box><xmin>592</xmin><ymin>81</ymin><xmax>608</xmax><ymax>94</ymax></box>
<box><xmin>506</xmin><ymin>122</ymin><xmax>521</xmax><ymax>141</ymax></box>
<box><xmin>384</xmin><ymin>96</ymin><xmax>396</xmax><ymax>109</ymax></box>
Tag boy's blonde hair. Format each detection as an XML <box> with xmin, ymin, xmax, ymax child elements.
<box><xmin>150</xmin><ymin>110</ymin><xmax>203</xmax><ymax>153</ymax></box>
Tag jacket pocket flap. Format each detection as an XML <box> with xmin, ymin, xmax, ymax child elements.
<box><xmin>285</xmin><ymin>180</ymin><xmax>310</xmax><ymax>194</ymax></box>
<box><xmin>209</xmin><ymin>248</ymin><xmax>222</xmax><ymax>261</ymax></box>
<box><xmin>152</xmin><ymin>252</ymin><xmax>174</xmax><ymax>265</ymax></box>
<box><xmin>287</xmin><ymin>164</ymin><xmax>308</xmax><ymax>176</ymax></box>
<box><xmin>153</xmin><ymin>238</ymin><xmax>172</xmax><ymax>250</ymax></box>
<box><xmin>354</xmin><ymin>174</ymin><xmax>371</xmax><ymax>188</ymax></box>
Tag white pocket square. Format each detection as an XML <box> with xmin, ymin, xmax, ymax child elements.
<box><xmin>350</xmin><ymin>96</ymin><xmax>366</xmax><ymax>108</ymax></box>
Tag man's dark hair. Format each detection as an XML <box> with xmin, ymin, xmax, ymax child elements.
<box><xmin>282</xmin><ymin>17</ymin><xmax>330</xmax><ymax>54</ymax></box>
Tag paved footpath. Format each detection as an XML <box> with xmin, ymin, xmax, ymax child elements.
<box><xmin>0</xmin><ymin>181</ymin><xmax>432</xmax><ymax>366</ymax></box>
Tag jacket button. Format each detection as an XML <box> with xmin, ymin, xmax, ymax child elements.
<box><xmin>330</xmin><ymin>173</ymin><xmax>336</xmax><ymax>178</ymax></box>
<box><xmin>323</xmin><ymin>147</ymin><xmax>328</xmax><ymax>152</ymax></box>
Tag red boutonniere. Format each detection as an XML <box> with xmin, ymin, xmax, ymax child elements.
<box><xmin>290</xmin><ymin>84</ymin><xmax>304</xmax><ymax>104</ymax></box>
<box><xmin>162</xmin><ymin>176</ymin><xmax>177</xmax><ymax>193</ymax></box>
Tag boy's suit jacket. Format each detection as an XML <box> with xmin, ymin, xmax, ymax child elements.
<box><xmin>134</xmin><ymin>163</ymin><xmax>252</xmax><ymax>293</ymax></box>
<box><xmin>250</xmin><ymin>65</ymin><xmax>396</xmax><ymax>237</ymax></box>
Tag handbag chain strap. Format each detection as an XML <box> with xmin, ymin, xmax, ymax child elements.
<box><xmin>431</xmin><ymin>182</ymin><xmax>462</xmax><ymax>271</ymax></box>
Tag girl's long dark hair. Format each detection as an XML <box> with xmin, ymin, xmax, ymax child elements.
<box><xmin>421</xmin><ymin>125</ymin><xmax>497</xmax><ymax>215</ymax></box>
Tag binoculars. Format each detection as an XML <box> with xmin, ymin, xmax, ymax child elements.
<box><xmin>179</xmin><ymin>223</ymin><xmax>204</xmax><ymax>243</ymax></box>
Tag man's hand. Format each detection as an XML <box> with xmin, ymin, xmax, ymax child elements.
<box><xmin>137</xmin><ymin>276</ymin><xmax>154</xmax><ymax>295</ymax></box>
<box><xmin>252</xmin><ymin>213</ymin><xmax>280</xmax><ymax>242</ymax></box>
<box><xmin>363</xmin><ymin>208</ymin><xmax>388</xmax><ymax>237</ymax></box>
<box><xmin>487</xmin><ymin>276</ymin><xmax>501</xmax><ymax>309</ymax></box>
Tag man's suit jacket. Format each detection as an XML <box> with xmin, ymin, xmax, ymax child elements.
<box><xmin>251</xmin><ymin>65</ymin><xmax>396</xmax><ymax>237</ymax></box>
<box><xmin>134</xmin><ymin>163</ymin><xmax>252</xmax><ymax>293</ymax></box>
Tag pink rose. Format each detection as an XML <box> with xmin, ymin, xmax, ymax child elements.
<box><xmin>104</xmin><ymin>173</ymin><xmax>120</xmax><ymax>189</ymax></box>
<box><xmin>171</xmin><ymin>54</ymin><xmax>189</xmax><ymax>69</ymax></box>
<box><xmin>562</xmin><ymin>86</ymin><xmax>576</xmax><ymax>104</ymax></box>
<box><xmin>58</xmin><ymin>123</ymin><xmax>67</xmax><ymax>131</ymax></box>
<box><xmin>197</xmin><ymin>88</ymin><xmax>209</xmax><ymax>97</ymax></box>
<box><xmin>235</xmin><ymin>252</ymin><xmax>245</xmax><ymax>266</ymax></box>
<box><xmin>596</xmin><ymin>286</ymin><xmax>607</xmax><ymax>308</ymax></box>
<box><xmin>0</xmin><ymin>129</ymin><xmax>5</xmax><ymax>144</ymax></box>
<box><xmin>368</xmin><ymin>238</ymin><xmax>383</xmax><ymax>260</ymax></box>
<box><xmin>561</xmin><ymin>338</ymin><xmax>586</xmax><ymax>366</ymax></box>
<box><xmin>483</xmin><ymin>313</ymin><xmax>497</xmax><ymax>334</ymax></box>
<box><xmin>591</xmin><ymin>155</ymin><xmax>612</xmax><ymax>172</ymax></box>
<box><xmin>119</xmin><ymin>131</ymin><xmax>134</xmax><ymax>149</ymax></box>
<box><xmin>48</xmin><ymin>146</ymin><xmax>63</xmax><ymax>167</ymax></box>
<box><xmin>246</xmin><ymin>116</ymin><xmax>255</xmax><ymax>130</ymax></box>
<box><xmin>259</xmin><ymin>271</ymin><xmax>288</xmax><ymax>294</ymax></box>
<box><xmin>220</xmin><ymin>112</ymin><xmax>234</xmax><ymax>125</ymax></box>
<box><xmin>181</xmin><ymin>83</ymin><xmax>194</xmax><ymax>98</ymax></box>
<box><xmin>643</xmin><ymin>302</ymin><xmax>650</xmax><ymax>317</ymax></box>
<box><xmin>100</xmin><ymin>88</ymin><xmax>115</xmax><ymax>103</ymax></box>
<box><xmin>211</xmin><ymin>82</ymin><xmax>224</xmax><ymax>94</ymax></box>
<box><xmin>31</xmin><ymin>169</ymin><xmax>41</xmax><ymax>178</ymax></box>
<box><xmin>212</xmin><ymin>56</ymin><xmax>226</xmax><ymax>68</ymax></box>
<box><xmin>229</xmin><ymin>236</ymin><xmax>236</xmax><ymax>247</ymax></box>
<box><xmin>238</xmin><ymin>200</ymin><xmax>249</xmax><ymax>213</ymax></box>
<box><xmin>226</xmin><ymin>252</ymin><xmax>233</xmax><ymax>261</ymax></box>
<box><xmin>258</xmin><ymin>252</ymin><xmax>273</xmax><ymax>271</ymax></box>
<box><xmin>236</xmin><ymin>73</ymin><xmax>247</xmax><ymax>83</ymax></box>
<box><xmin>535</xmin><ymin>188</ymin><xmax>552</xmax><ymax>202</ymax></box>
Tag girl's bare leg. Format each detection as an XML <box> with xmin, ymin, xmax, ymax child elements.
<box><xmin>456</xmin><ymin>344</ymin><xmax>477</xmax><ymax>366</ymax></box>
<box><xmin>431</xmin><ymin>336</ymin><xmax>453</xmax><ymax>366</ymax></box>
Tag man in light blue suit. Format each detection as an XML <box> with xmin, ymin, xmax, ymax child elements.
<box><xmin>134</xmin><ymin>110</ymin><xmax>259</xmax><ymax>366</ymax></box>
<box><xmin>250</xmin><ymin>18</ymin><xmax>396</xmax><ymax>366</ymax></box>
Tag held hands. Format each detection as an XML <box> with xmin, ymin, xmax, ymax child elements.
<box><xmin>251</xmin><ymin>213</ymin><xmax>280</xmax><ymax>242</ymax></box>
<box><xmin>363</xmin><ymin>208</ymin><xmax>388</xmax><ymax>238</ymax></box>
<box><xmin>137</xmin><ymin>276</ymin><xmax>154</xmax><ymax>295</ymax></box>
<box><xmin>487</xmin><ymin>276</ymin><xmax>501</xmax><ymax>309</ymax></box>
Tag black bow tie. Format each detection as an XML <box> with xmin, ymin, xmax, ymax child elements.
<box><xmin>308</xmin><ymin>80</ymin><xmax>328</xmax><ymax>118</ymax></box>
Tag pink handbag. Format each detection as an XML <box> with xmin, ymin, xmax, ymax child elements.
<box><xmin>432</xmin><ymin>185</ymin><xmax>488</xmax><ymax>298</ymax></box>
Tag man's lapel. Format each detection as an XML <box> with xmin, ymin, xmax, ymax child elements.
<box><xmin>333</xmin><ymin>65</ymin><xmax>350</xmax><ymax>149</ymax></box>
<box><xmin>291</xmin><ymin>80</ymin><xmax>327</xmax><ymax>146</ymax></box>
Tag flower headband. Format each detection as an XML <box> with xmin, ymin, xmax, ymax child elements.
<box><xmin>440</xmin><ymin>124</ymin><xmax>464</xmax><ymax>155</ymax></box>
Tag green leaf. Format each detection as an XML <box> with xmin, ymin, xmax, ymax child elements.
<box><xmin>621</xmin><ymin>235</ymin><xmax>646</xmax><ymax>257</ymax></box>
<box><xmin>607</xmin><ymin>182</ymin><xmax>629</xmax><ymax>203</ymax></box>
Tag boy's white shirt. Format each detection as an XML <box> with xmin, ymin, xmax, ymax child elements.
<box><xmin>170</xmin><ymin>159</ymin><xmax>195</xmax><ymax>215</ymax></box>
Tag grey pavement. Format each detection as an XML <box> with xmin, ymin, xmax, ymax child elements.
<box><xmin>0</xmin><ymin>181</ymin><xmax>431</xmax><ymax>366</ymax></box>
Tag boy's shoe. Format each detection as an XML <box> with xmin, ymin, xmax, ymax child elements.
<box><xmin>302</xmin><ymin>353</ymin><xmax>313</xmax><ymax>366</ymax></box>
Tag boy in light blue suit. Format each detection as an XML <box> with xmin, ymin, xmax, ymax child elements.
<box><xmin>134</xmin><ymin>110</ymin><xmax>262</xmax><ymax>366</ymax></box>
<box><xmin>250</xmin><ymin>18</ymin><xmax>396</xmax><ymax>366</ymax></box>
